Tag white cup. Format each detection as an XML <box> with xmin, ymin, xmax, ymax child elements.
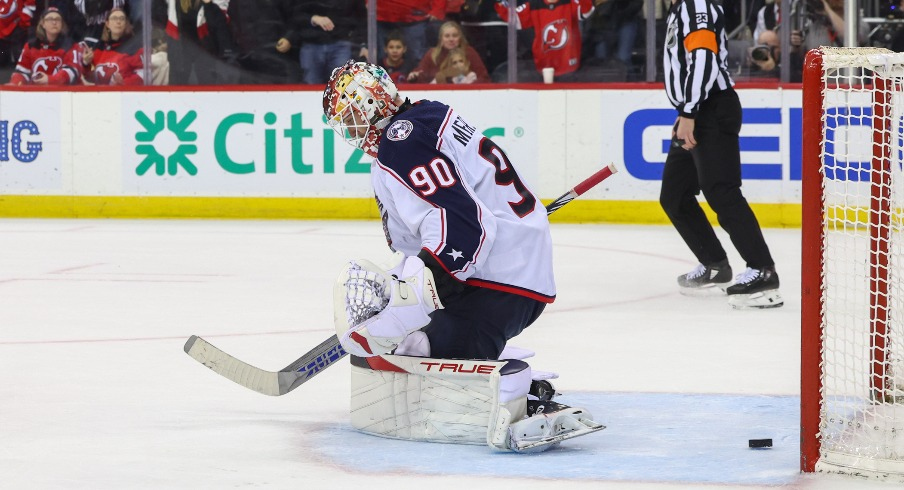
<box><xmin>542</xmin><ymin>67</ymin><xmax>554</xmax><ymax>84</ymax></box>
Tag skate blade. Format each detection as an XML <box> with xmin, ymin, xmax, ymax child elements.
<box><xmin>511</xmin><ymin>422</ymin><xmax>605</xmax><ymax>453</ymax></box>
<box><xmin>728</xmin><ymin>290</ymin><xmax>784</xmax><ymax>309</ymax></box>
<box><xmin>679</xmin><ymin>283</ymin><xmax>730</xmax><ymax>297</ymax></box>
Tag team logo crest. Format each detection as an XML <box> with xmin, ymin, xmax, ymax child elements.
<box><xmin>386</xmin><ymin>120</ymin><xmax>413</xmax><ymax>141</ymax></box>
<box><xmin>0</xmin><ymin>1</ymin><xmax>19</xmax><ymax>19</ymax></box>
<box><xmin>33</xmin><ymin>56</ymin><xmax>63</xmax><ymax>75</ymax></box>
<box><xmin>665</xmin><ymin>22</ymin><xmax>678</xmax><ymax>49</ymax></box>
<box><xmin>541</xmin><ymin>20</ymin><xmax>568</xmax><ymax>52</ymax></box>
<box><xmin>94</xmin><ymin>63</ymin><xmax>120</xmax><ymax>84</ymax></box>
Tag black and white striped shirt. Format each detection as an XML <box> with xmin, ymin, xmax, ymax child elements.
<box><xmin>663</xmin><ymin>0</ymin><xmax>734</xmax><ymax>118</ymax></box>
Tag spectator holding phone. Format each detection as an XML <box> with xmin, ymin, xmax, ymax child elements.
<box><xmin>82</xmin><ymin>7</ymin><xmax>143</xmax><ymax>85</ymax></box>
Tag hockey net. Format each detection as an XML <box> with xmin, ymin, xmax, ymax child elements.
<box><xmin>801</xmin><ymin>47</ymin><xmax>904</xmax><ymax>481</ymax></box>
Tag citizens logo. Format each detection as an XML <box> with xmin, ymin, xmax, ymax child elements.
<box><xmin>129</xmin><ymin>108</ymin><xmax>522</xmax><ymax>178</ymax></box>
<box><xmin>134</xmin><ymin>110</ymin><xmax>198</xmax><ymax>176</ymax></box>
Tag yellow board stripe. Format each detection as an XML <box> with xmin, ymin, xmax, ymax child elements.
<box><xmin>0</xmin><ymin>195</ymin><xmax>801</xmax><ymax>227</ymax></box>
<box><xmin>0</xmin><ymin>196</ymin><xmax>380</xmax><ymax>220</ymax></box>
<box><xmin>544</xmin><ymin>200</ymin><xmax>799</xmax><ymax>228</ymax></box>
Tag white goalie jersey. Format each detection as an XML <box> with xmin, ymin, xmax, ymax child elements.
<box><xmin>372</xmin><ymin>100</ymin><xmax>556</xmax><ymax>303</ymax></box>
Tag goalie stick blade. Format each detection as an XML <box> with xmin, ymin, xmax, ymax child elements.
<box><xmin>184</xmin><ymin>335</ymin><xmax>282</xmax><ymax>396</ymax></box>
<box><xmin>184</xmin><ymin>334</ymin><xmax>349</xmax><ymax>396</ymax></box>
<box><xmin>276</xmin><ymin>334</ymin><xmax>348</xmax><ymax>394</ymax></box>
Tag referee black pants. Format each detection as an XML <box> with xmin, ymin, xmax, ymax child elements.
<box><xmin>659</xmin><ymin>89</ymin><xmax>775</xmax><ymax>269</ymax></box>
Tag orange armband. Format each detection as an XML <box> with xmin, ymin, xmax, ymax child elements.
<box><xmin>684</xmin><ymin>29</ymin><xmax>718</xmax><ymax>54</ymax></box>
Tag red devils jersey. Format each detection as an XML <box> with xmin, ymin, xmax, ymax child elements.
<box><xmin>495</xmin><ymin>0</ymin><xmax>593</xmax><ymax>76</ymax></box>
<box><xmin>0</xmin><ymin>0</ymin><xmax>35</xmax><ymax>38</ymax></box>
<box><xmin>89</xmin><ymin>39</ymin><xmax>144</xmax><ymax>85</ymax></box>
<box><xmin>12</xmin><ymin>39</ymin><xmax>82</xmax><ymax>84</ymax></box>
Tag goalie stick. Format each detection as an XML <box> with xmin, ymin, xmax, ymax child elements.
<box><xmin>184</xmin><ymin>163</ymin><xmax>618</xmax><ymax>396</ymax></box>
<box><xmin>544</xmin><ymin>163</ymin><xmax>617</xmax><ymax>215</ymax></box>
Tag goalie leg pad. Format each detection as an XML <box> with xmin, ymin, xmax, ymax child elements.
<box><xmin>349</xmin><ymin>354</ymin><xmax>530</xmax><ymax>446</ymax></box>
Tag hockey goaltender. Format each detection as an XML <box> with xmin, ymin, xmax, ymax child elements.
<box><xmin>323</xmin><ymin>60</ymin><xmax>604</xmax><ymax>452</ymax></box>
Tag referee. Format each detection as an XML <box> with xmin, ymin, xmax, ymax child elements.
<box><xmin>660</xmin><ymin>0</ymin><xmax>783</xmax><ymax>309</ymax></box>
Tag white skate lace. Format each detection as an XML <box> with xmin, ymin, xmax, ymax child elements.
<box><xmin>734</xmin><ymin>268</ymin><xmax>761</xmax><ymax>285</ymax></box>
<box><xmin>686</xmin><ymin>264</ymin><xmax>707</xmax><ymax>279</ymax></box>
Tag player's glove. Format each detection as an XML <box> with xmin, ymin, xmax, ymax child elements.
<box><xmin>334</xmin><ymin>255</ymin><xmax>443</xmax><ymax>357</ymax></box>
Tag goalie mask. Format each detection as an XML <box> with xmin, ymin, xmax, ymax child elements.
<box><xmin>323</xmin><ymin>60</ymin><xmax>401</xmax><ymax>158</ymax></box>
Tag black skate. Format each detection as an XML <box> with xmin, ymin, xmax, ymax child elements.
<box><xmin>526</xmin><ymin>399</ymin><xmax>571</xmax><ymax>417</ymax></box>
<box><xmin>529</xmin><ymin>379</ymin><xmax>558</xmax><ymax>402</ymax></box>
<box><xmin>726</xmin><ymin>267</ymin><xmax>783</xmax><ymax>309</ymax></box>
<box><xmin>677</xmin><ymin>259</ymin><xmax>732</xmax><ymax>296</ymax></box>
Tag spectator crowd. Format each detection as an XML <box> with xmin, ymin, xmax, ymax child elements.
<box><xmin>0</xmin><ymin>0</ymin><xmax>894</xmax><ymax>87</ymax></box>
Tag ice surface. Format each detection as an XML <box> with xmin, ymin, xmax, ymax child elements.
<box><xmin>0</xmin><ymin>219</ymin><xmax>895</xmax><ymax>489</ymax></box>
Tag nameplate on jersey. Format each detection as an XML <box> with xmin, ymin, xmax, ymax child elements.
<box><xmin>387</xmin><ymin>120</ymin><xmax>413</xmax><ymax>141</ymax></box>
<box><xmin>450</xmin><ymin>115</ymin><xmax>477</xmax><ymax>146</ymax></box>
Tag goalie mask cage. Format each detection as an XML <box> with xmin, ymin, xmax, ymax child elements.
<box><xmin>801</xmin><ymin>46</ymin><xmax>904</xmax><ymax>481</ymax></box>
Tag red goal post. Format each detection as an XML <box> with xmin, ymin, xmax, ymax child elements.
<box><xmin>801</xmin><ymin>46</ymin><xmax>904</xmax><ymax>482</ymax></box>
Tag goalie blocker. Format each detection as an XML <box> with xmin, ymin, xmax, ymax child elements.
<box><xmin>349</xmin><ymin>353</ymin><xmax>604</xmax><ymax>452</ymax></box>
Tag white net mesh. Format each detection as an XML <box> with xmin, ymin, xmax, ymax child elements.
<box><xmin>817</xmin><ymin>47</ymin><xmax>904</xmax><ymax>479</ymax></box>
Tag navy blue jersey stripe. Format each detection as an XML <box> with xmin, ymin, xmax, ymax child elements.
<box><xmin>378</xmin><ymin>102</ymin><xmax>486</xmax><ymax>274</ymax></box>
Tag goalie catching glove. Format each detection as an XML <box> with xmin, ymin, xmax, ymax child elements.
<box><xmin>334</xmin><ymin>255</ymin><xmax>443</xmax><ymax>357</ymax></box>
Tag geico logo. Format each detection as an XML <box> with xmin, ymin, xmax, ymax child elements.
<box><xmin>0</xmin><ymin>120</ymin><xmax>42</xmax><ymax>163</ymax></box>
<box><xmin>419</xmin><ymin>361</ymin><xmax>496</xmax><ymax>374</ymax></box>
<box><xmin>622</xmin><ymin>106</ymin><xmax>813</xmax><ymax>182</ymax></box>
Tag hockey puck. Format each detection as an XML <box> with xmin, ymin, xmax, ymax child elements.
<box><xmin>748</xmin><ymin>438</ymin><xmax>772</xmax><ymax>448</ymax></box>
